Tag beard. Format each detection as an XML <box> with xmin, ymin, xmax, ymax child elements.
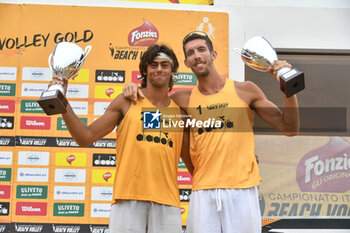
<box><xmin>195</xmin><ymin>68</ymin><xmax>210</xmax><ymax>78</ymax></box>
<box><xmin>192</xmin><ymin>60</ymin><xmax>211</xmax><ymax>78</ymax></box>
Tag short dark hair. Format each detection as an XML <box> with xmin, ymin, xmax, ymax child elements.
<box><xmin>182</xmin><ymin>31</ymin><xmax>213</xmax><ymax>58</ymax></box>
<box><xmin>139</xmin><ymin>44</ymin><xmax>179</xmax><ymax>91</ymax></box>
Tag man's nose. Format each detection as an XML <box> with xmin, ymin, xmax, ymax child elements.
<box><xmin>156</xmin><ymin>64</ymin><xmax>163</xmax><ymax>71</ymax></box>
<box><xmin>193</xmin><ymin>50</ymin><xmax>201</xmax><ymax>59</ymax></box>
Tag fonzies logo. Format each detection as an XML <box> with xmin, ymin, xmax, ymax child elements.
<box><xmin>128</xmin><ymin>19</ymin><xmax>159</xmax><ymax>46</ymax></box>
<box><xmin>296</xmin><ymin>137</ymin><xmax>350</xmax><ymax>192</ymax></box>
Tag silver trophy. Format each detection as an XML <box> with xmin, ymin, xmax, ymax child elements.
<box><xmin>234</xmin><ymin>36</ymin><xmax>305</xmax><ymax>97</ymax></box>
<box><xmin>38</xmin><ymin>42</ymin><xmax>91</xmax><ymax>115</ymax></box>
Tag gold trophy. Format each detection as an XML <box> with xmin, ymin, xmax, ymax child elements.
<box><xmin>38</xmin><ymin>42</ymin><xmax>91</xmax><ymax>115</ymax></box>
<box><xmin>234</xmin><ymin>36</ymin><xmax>305</xmax><ymax>97</ymax></box>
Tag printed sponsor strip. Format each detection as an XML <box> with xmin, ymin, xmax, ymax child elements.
<box><xmin>18</xmin><ymin>151</ymin><xmax>50</xmax><ymax>166</ymax></box>
<box><xmin>17</xmin><ymin>168</ymin><xmax>49</xmax><ymax>182</ymax></box>
<box><xmin>0</xmin><ymin>151</ymin><xmax>12</xmax><ymax>165</ymax></box>
<box><xmin>0</xmin><ymin>67</ymin><xmax>17</xmax><ymax>81</ymax></box>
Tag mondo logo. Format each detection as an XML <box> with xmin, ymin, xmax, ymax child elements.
<box><xmin>128</xmin><ymin>19</ymin><xmax>159</xmax><ymax>46</ymax></box>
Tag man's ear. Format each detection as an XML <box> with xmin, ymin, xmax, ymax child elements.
<box><xmin>211</xmin><ymin>51</ymin><xmax>217</xmax><ymax>61</ymax></box>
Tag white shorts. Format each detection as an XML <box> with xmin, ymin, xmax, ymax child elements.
<box><xmin>108</xmin><ymin>200</ymin><xmax>182</xmax><ymax>233</ymax></box>
<box><xmin>186</xmin><ymin>187</ymin><xmax>261</xmax><ymax>233</ymax></box>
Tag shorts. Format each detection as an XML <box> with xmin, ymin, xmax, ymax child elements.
<box><xmin>186</xmin><ymin>186</ymin><xmax>261</xmax><ymax>233</ymax></box>
<box><xmin>108</xmin><ymin>200</ymin><xmax>182</xmax><ymax>233</ymax></box>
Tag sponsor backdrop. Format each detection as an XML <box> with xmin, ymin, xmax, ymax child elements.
<box><xmin>257</xmin><ymin>135</ymin><xmax>350</xmax><ymax>220</ymax></box>
<box><xmin>113</xmin><ymin>0</ymin><xmax>213</xmax><ymax>4</ymax></box>
<box><xmin>0</xmin><ymin>3</ymin><xmax>228</xmax><ymax>232</ymax></box>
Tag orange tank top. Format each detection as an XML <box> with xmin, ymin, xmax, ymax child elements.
<box><xmin>113</xmin><ymin>98</ymin><xmax>183</xmax><ymax>207</ymax></box>
<box><xmin>188</xmin><ymin>79</ymin><xmax>261</xmax><ymax>190</ymax></box>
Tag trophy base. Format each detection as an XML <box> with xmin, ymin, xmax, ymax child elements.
<box><xmin>280</xmin><ymin>68</ymin><xmax>305</xmax><ymax>97</ymax></box>
<box><xmin>37</xmin><ymin>90</ymin><xmax>68</xmax><ymax>115</ymax></box>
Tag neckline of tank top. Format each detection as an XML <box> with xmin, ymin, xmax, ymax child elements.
<box><xmin>196</xmin><ymin>79</ymin><xmax>229</xmax><ymax>97</ymax></box>
<box><xmin>141</xmin><ymin>95</ymin><xmax>173</xmax><ymax>108</ymax></box>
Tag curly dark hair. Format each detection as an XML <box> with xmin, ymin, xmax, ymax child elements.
<box><xmin>139</xmin><ymin>44</ymin><xmax>179</xmax><ymax>91</ymax></box>
<box><xmin>182</xmin><ymin>31</ymin><xmax>213</xmax><ymax>58</ymax></box>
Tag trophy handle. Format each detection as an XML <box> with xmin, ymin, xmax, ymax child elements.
<box><xmin>233</xmin><ymin>48</ymin><xmax>256</xmax><ymax>61</ymax></box>
<box><xmin>76</xmin><ymin>45</ymin><xmax>92</xmax><ymax>68</ymax></box>
<box><xmin>48</xmin><ymin>53</ymin><xmax>53</xmax><ymax>70</ymax></box>
<box><xmin>82</xmin><ymin>45</ymin><xmax>92</xmax><ymax>62</ymax></box>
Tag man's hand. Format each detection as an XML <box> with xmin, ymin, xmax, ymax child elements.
<box><xmin>48</xmin><ymin>75</ymin><xmax>70</xmax><ymax>96</ymax></box>
<box><xmin>123</xmin><ymin>82</ymin><xmax>144</xmax><ymax>104</ymax></box>
<box><xmin>268</xmin><ymin>60</ymin><xmax>292</xmax><ymax>79</ymax></box>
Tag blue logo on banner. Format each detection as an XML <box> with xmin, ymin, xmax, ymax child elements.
<box><xmin>143</xmin><ymin>110</ymin><xmax>161</xmax><ymax>129</ymax></box>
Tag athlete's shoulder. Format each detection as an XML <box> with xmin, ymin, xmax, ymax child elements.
<box><xmin>234</xmin><ymin>80</ymin><xmax>257</xmax><ymax>90</ymax></box>
<box><xmin>108</xmin><ymin>93</ymin><xmax>132</xmax><ymax>115</ymax></box>
<box><xmin>234</xmin><ymin>80</ymin><xmax>266</xmax><ymax>106</ymax></box>
<box><xmin>169</xmin><ymin>89</ymin><xmax>192</xmax><ymax>109</ymax></box>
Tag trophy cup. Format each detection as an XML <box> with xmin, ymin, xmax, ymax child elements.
<box><xmin>37</xmin><ymin>42</ymin><xmax>91</xmax><ymax>115</ymax></box>
<box><xmin>234</xmin><ymin>36</ymin><xmax>305</xmax><ymax>97</ymax></box>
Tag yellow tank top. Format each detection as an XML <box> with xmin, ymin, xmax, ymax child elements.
<box><xmin>113</xmin><ymin>98</ymin><xmax>183</xmax><ymax>207</ymax></box>
<box><xmin>188</xmin><ymin>79</ymin><xmax>261</xmax><ymax>190</ymax></box>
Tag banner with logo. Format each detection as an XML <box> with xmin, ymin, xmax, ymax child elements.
<box><xmin>113</xmin><ymin>0</ymin><xmax>213</xmax><ymax>5</ymax></box>
<box><xmin>0</xmin><ymin>3</ymin><xmax>228</xmax><ymax>231</ymax></box>
<box><xmin>257</xmin><ymin>135</ymin><xmax>350</xmax><ymax>219</ymax></box>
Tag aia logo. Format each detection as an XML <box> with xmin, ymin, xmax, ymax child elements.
<box><xmin>128</xmin><ymin>19</ymin><xmax>159</xmax><ymax>46</ymax></box>
<box><xmin>20</xmin><ymin>116</ymin><xmax>51</xmax><ymax>130</ymax></box>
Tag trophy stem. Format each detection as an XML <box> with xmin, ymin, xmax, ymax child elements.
<box><xmin>277</xmin><ymin>67</ymin><xmax>291</xmax><ymax>78</ymax></box>
<box><xmin>48</xmin><ymin>83</ymin><xmax>65</xmax><ymax>94</ymax></box>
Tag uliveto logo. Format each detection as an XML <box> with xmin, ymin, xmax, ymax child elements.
<box><xmin>20</xmin><ymin>116</ymin><xmax>51</xmax><ymax>130</ymax></box>
<box><xmin>16</xmin><ymin>202</ymin><xmax>47</xmax><ymax>216</ymax></box>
